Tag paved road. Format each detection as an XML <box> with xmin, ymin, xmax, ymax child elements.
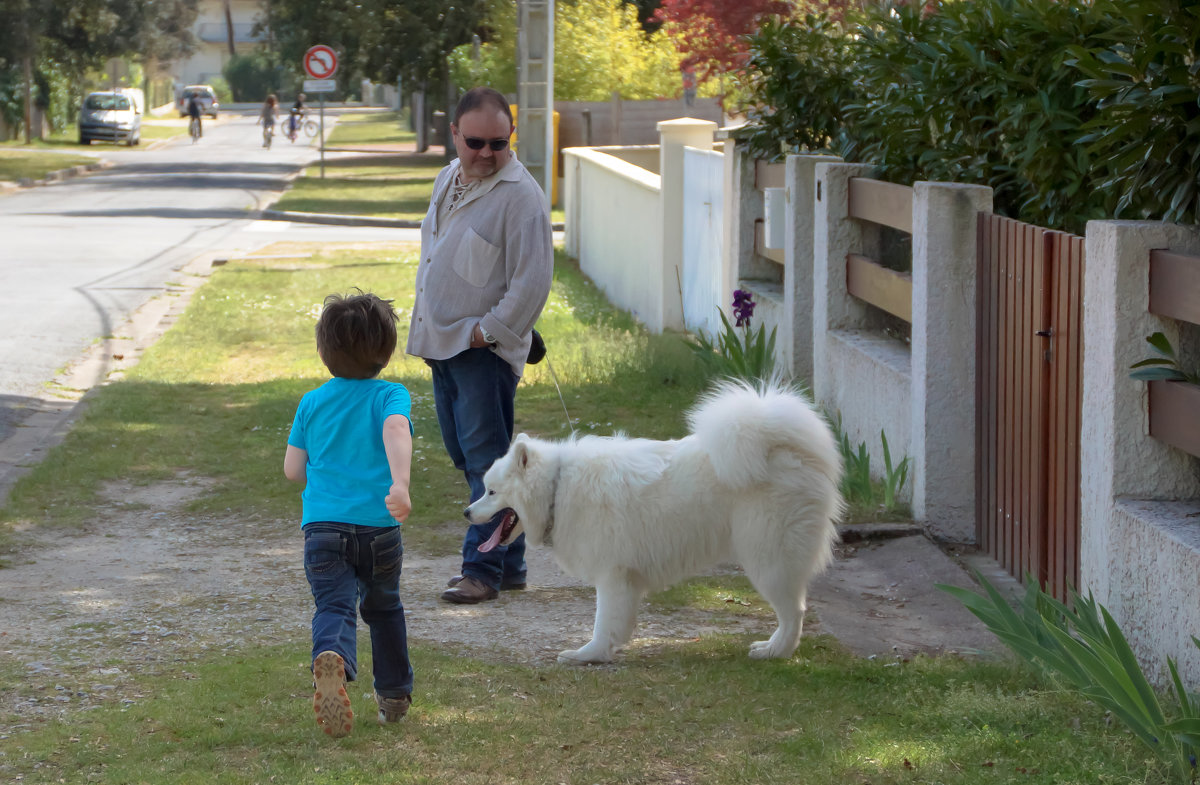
<box><xmin>0</xmin><ymin>109</ymin><xmax>420</xmax><ymax>449</ymax></box>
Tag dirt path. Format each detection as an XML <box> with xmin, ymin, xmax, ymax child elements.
<box><xmin>0</xmin><ymin>474</ymin><xmax>1000</xmax><ymax>733</ymax></box>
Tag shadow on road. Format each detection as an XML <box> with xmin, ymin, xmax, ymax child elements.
<box><xmin>91</xmin><ymin>161</ymin><xmax>302</xmax><ymax>177</ymax></box>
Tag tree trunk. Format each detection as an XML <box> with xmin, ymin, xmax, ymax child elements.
<box><xmin>223</xmin><ymin>0</ymin><xmax>237</xmax><ymax>58</ymax></box>
<box><xmin>23</xmin><ymin>55</ymin><xmax>34</xmax><ymax>144</ymax></box>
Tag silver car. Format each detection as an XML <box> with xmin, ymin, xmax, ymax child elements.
<box><xmin>177</xmin><ymin>85</ymin><xmax>219</xmax><ymax>119</ymax></box>
<box><xmin>78</xmin><ymin>92</ymin><xmax>141</xmax><ymax>146</ymax></box>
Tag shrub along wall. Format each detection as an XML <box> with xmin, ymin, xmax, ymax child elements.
<box><xmin>735</xmin><ymin>0</ymin><xmax>1200</xmax><ymax>235</ymax></box>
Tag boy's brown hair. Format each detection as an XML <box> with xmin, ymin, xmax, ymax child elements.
<box><xmin>315</xmin><ymin>292</ymin><xmax>398</xmax><ymax>379</ymax></box>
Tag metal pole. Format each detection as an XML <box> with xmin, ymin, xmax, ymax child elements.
<box><xmin>320</xmin><ymin>94</ymin><xmax>325</xmax><ymax>179</ymax></box>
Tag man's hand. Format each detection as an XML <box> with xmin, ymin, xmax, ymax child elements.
<box><xmin>470</xmin><ymin>323</ymin><xmax>492</xmax><ymax>348</ymax></box>
<box><xmin>385</xmin><ymin>484</ymin><xmax>412</xmax><ymax>523</ymax></box>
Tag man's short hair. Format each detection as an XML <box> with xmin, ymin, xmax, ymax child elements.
<box><xmin>454</xmin><ymin>86</ymin><xmax>512</xmax><ymax>126</ymax></box>
<box><xmin>315</xmin><ymin>292</ymin><xmax>398</xmax><ymax>379</ymax></box>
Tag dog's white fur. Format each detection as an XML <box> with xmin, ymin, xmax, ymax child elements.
<box><xmin>465</xmin><ymin>380</ymin><xmax>844</xmax><ymax>664</ymax></box>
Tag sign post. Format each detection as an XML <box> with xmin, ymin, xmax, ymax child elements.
<box><xmin>303</xmin><ymin>45</ymin><xmax>339</xmax><ymax>178</ymax></box>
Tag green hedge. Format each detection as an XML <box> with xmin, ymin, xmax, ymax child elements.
<box><xmin>736</xmin><ymin>0</ymin><xmax>1200</xmax><ymax>234</ymax></box>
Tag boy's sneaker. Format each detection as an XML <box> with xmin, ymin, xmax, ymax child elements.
<box><xmin>312</xmin><ymin>650</ymin><xmax>353</xmax><ymax>738</ymax></box>
<box><xmin>376</xmin><ymin>692</ymin><xmax>412</xmax><ymax>725</ymax></box>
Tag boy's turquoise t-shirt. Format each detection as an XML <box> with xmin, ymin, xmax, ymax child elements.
<box><xmin>288</xmin><ymin>377</ymin><xmax>413</xmax><ymax>527</ymax></box>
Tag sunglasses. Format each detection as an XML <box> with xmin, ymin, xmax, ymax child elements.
<box><xmin>462</xmin><ymin>136</ymin><xmax>509</xmax><ymax>151</ymax></box>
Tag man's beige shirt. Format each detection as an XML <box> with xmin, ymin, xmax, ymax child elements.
<box><xmin>406</xmin><ymin>155</ymin><xmax>553</xmax><ymax>377</ymax></box>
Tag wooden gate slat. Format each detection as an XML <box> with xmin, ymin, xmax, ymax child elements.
<box><xmin>976</xmin><ymin>214</ymin><xmax>1083</xmax><ymax>602</ymax></box>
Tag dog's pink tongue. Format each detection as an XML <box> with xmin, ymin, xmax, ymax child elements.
<box><xmin>477</xmin><ymin>523</ymin><xmax>504</xmax><ymax>553</ymax></box>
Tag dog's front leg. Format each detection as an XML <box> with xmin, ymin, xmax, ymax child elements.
<box><xmin>558</xmin><ymin>571</ymin><xmax>642</xmax><ymax>664</ymax></box>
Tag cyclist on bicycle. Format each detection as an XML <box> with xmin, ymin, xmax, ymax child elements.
<box><xmin>186</xmin><ymin>93</ymin><xmax>203</xmax><ymax>140</ymax></box>
<box><xmin>287</xmin><ymin>93</ymin><xmax>307</xmax><ymax>142</ymax></box>
<box><xmin>260</xmin><ymin>94</ymin><xmax>278</xmax><ymax>148</ymax></box>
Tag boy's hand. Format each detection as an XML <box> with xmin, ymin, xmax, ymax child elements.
<box><xmin>385</xmin><ymin>485</ymin><xmax>411</xmax><ymax>523</ymax></box>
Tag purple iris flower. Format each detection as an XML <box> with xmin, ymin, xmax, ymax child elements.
<box><xmin>732</xmin><ymin>289</ymin><xmax>755</xmax><ymax>327</ymax></box>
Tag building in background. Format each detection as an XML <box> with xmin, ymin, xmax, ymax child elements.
<box><xmin>175</xmin><ymin>0</ymin><xmax>268</xmax><ymax>87</ymax></box>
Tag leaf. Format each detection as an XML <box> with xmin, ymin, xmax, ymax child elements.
<box><xmin>1147</xmin><ymin>331</ymin><xmax>1178</xmax><ymax>359</ymax></box>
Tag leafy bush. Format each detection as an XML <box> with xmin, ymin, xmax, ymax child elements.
<box><xmin>1067</xmin><ymin>0</ymin><xmax>1200</xmax><ymax>225</ymax></box>
<box><xmin>223</xmin><ymin>53</ymin><xmax>281</xmax><ymax>103</ymax></box>
<box><xmin>737</xmin><ymin>14</ymin><xmax>857</xmax><ymax>157</ymax></box>
<box><xmin>735</xmin><ymin>0</ymin><xmax>1200</xmax><ymax>233</ymax></box>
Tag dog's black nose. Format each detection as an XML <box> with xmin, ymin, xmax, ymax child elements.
<box><xmin>462</xmin><ymin>508</ymin><xmax>471</xmax><ymax>520</ymax></box>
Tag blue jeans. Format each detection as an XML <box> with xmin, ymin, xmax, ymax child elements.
<box><xmin>428</xmin><ymin>348</ymin><xmax>526</xmax><ymax>590</ymax></box>
<box><xmin>304</xmin><ymin>522</ymin><xmax>413</xmax><ymax>698</ymax></box>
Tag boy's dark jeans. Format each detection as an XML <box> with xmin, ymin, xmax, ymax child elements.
<box><xmin>304</xmin><ymin>522</ymin><xmax>413</xmax><ymax>698</ymax></box>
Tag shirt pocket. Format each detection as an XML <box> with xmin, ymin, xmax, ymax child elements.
<box><xmin>452</xmin><ymin>228</ymin><xmax>501</xmax><ymax>288</ymax></box>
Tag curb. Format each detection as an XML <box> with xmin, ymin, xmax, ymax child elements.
<box><xmin>2</xmin><ymin>159</ymin><xmax>113</xmax><ymax>192</ymax></box>
<box><xmin>258</xmin><ymin>208</ymin><xmax>422</xmax><ymax>229</ymax></box>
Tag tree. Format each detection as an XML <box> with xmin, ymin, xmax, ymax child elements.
<box><xmin>653</xmin><ymin>0</ymin><xmax>795</xmax><ymax>85</ymax></box>
<box><xmin>450</xmin><ymin>0</ymin><xmax>698</xmax><ymax>101</ymax></box>
<box><xmin>0</xmin><ymin>0</ymin><xmax>197</xmax><ymax>141</ymax></box>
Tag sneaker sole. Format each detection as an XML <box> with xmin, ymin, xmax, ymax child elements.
<box><xmin>313</xmin><ymin>651</ymin><xmax>353</xmax><ymax>738</ymax></box>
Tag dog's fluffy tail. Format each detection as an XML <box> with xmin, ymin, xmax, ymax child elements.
<box><xmin>687</xmin><ymin>379</ymin><xmax>843</xmax><ymax>493</ymax></box>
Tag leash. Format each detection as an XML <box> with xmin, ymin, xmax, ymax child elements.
<box><xmin>541</xmin><ymin>354</ymin><xmax>576</xmax><ymax>435</ymax></box>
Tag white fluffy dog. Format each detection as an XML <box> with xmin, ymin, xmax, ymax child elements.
<box><xmin>465</xmin><ymin>381</ymin><xmax>844</xmax><ymax>664</ymax></box>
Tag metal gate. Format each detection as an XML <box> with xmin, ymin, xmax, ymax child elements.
<box><xmin>976</xmin><ymin>214</ymin><xmax>1085</xmax><ymax>601</ymax></box>
<box><xmin>681</xmin><ymin>147</ymin><xmax>725</xmax><ymax>337</ymax></box>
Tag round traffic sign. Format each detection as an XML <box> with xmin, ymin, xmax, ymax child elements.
<box><xmin>304</xmin><ymin>45</ymin><xmax>338</xmax><ymax>80</ymax></box>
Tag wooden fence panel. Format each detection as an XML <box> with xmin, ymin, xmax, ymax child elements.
<box><xmin>976</xmin><ymin>214</ymin><xmax>1083</xmax><ymax>601</ymax></box>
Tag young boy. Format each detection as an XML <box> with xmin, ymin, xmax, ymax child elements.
<box><xmin>284</xmin><ymin>292</ymin><xmax>414</xmax><ymax>738</ymax></box>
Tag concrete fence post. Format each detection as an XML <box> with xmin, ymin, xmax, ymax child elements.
<box><xmin>657</xmin><ymin>118</ymin><xmax>717</xmax><ymax>332</ymax></box>
<box><xmin>1080</xmin><ymin>220</ymin><xmax>1200</xmax><ymax>602</ymax></box>
<box><xmin>784</xmin><ymin>154</ymin><xmax>841</xmax><ymax>385</ymax></box>
<box><xmin>910</xmin><ymin>182</ymin><xmax>992</xmax><ymax>541</ymax></box>
<box><xmin>1080</xmin><ymin>220</ymin><xmax>1200</xmax><ymax>685</ymax></box>
<box><xmin>812</xmin><ymin>161</ymin><xmax>875</xmax><ymax>408</ymax></box>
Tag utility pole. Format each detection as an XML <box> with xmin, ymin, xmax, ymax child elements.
<box><xmin>516</xmin><ymin>0</ymin><xmax>554</xmax><ymax>205</ymax></box>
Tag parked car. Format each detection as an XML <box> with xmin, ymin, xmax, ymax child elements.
<box><xmin>78</xmin><ymin>91</ymin><xmax>141</xmax><ymax>146</ymax></box>
<box><xmin>177</xmin><ymin>85</ymin><xmax>219</xmax><ymax>119</ymax></box>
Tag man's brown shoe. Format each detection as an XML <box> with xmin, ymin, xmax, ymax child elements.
<box><xmin>440</xmin><ymin>575</ymin><xmax>499</xmax><ymax>604</ymax></box>
<box><xmin>447</xmin><ymin>575</ymin><xmax>526</xmax><ymax>591</ymax></box>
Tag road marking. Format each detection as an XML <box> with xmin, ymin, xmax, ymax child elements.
<box><xmin>243</xmin><ymin>220</ymin><xmax>288</xmax><ymax>232</ymax></box>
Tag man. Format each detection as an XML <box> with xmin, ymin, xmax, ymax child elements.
<box><xmin>407</xmin><ymin>86</ymin><xmax>554</xmax><ymax>604</ymax></box>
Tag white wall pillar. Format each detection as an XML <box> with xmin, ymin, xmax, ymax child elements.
<box><xmin>910</xmin><ymin>182</ymin><xmax>992</xmax><ymax>541</ymax></box>
<box><xmin>1080</xmin><ymin>221</ymin><xmax>1200</xmax><ymax>602</ymax></box>
<box><xmin>658</xmin><ymin>118</ymin><xmax>716</xmax><ymax>332</ymax></box>
<box><xmin>812</xmin><ymin>161</ymin><xmax>874</xmax><ymax>408</ymax></box>
<box><xmin>785</xmin><ymin>154</ymin><xmax>841</xmax><ymax>385</ymax></box>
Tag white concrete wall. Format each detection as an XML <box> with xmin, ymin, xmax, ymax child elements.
<box><xmin>562</xmin><ymin>147</ymin><xmax>663</xmax><ymax>330</ymax></box>
<box><xmin>1080</xmin><ymin>220</ymin><xmax>1200</xmax><ymax>685</ymax></box>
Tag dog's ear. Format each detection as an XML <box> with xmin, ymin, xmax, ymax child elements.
<box><xmin>510</xmin><ymin>437</ymin><xmax>530</xmax><ymax>470</ymax></box>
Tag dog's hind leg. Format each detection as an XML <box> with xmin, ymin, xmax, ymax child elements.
<box><xmin>744</xmin><ymin>561</ymin><xmax>807</xmax><ymax>659</ymax></box>
<box><xmin>558</xmin><ymin>570</ymin><xmax>642</xmax><ymax>664</ymax></box>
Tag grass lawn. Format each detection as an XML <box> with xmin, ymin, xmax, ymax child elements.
<box><xmin>0</xmin><ymin>244</ymin><xmax>1174</xmax><ymax>784</ymax></box>
<box><xmin>0</xmin><ymin>149</ymin><xmax>98</xmax><ymax>181</ymax></box>
<box><xmin>276</xmin><ymin>111</ymin><xmax>567</xmax><ymax>224</ymax></box>
<box><xmin>0</xmin><ymin>119</ymin><xmax>183</xmax><ymax>164</ymax></box>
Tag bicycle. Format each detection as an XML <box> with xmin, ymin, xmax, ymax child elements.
<box><xmin>188</xmin><ymin>116</ymin><xmax>201</xmax><ymax>143</ymax></box>
<box><xmin>262</xmin><ymin>121</ymin><xmax>274</xmax><ymax>149</ymax></box>
<box><xmin>287</xmin><ymin>112</ymin><xmax>319</xmax><ymax>142</ymax></box>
